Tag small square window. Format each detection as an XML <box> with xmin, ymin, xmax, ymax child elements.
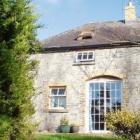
<box><xmin>76</xmin><ymin>51</ymin><xmax>95</xmax><ymax>62</ymax></box>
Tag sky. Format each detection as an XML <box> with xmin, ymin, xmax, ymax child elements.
<box><xmin>33</xmin><ymin>0</ymin><xmax>140</xmax><ymax>41</ymax></box>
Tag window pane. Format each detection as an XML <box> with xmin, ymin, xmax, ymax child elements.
<box><xmin>92</xmin><ymin>91</ymin><xmax>95</xmax><ymax>98</ymax></box>
<box><xmin>83</xmin><ymin>53</ymin><xmax>87</xmax><ymax>60</ymax></box>
<box><xmin>100</xmin><ymin>115</ymin><xmax>104</xmax><ymax>122</ymax></box>
<box><xmin>100</xmin><ymin>107</ymin><xmax>104</xmax><ymax>114</ymax></box>
<box><xmin>77</xmin><ymin>53</ymin><xmax>82</xmax><ymax>60</ymax></box>
<box><xmin>59</xmin><ymin>97</ymin><xmax>66</xmax><ymax>108</ymax></box>
<box><xmin>95</xmin><ymin>91</ymin><xmax>100</xmax><ymax>98</ymax></box>
<box><xmin>111</xmin><ymin>90</ymin><xmax>115</xmax><ymax>98</ymax></box>
<box><xmin>95</xmin><ymin>99</ymin><xmax>100</xmax><ymax>106</ymax></box>
<box><xmin>95</xmin><ymin>123</ymin><xmax>99</xmax><ymax>130</ymax></box>
<box><xmin>100</xmin><ymin>83</ymin><xmax>104</xmax><ymax>90</ymax></box>
<box><xmin>90</xmin><ymin>83</ymin><xmax>94</xmax><ymax>91</ymax></box>
<box><xmin>95</xmin><ymin>115</ymin><xmax>99</xmax><ymax>122</ymax></box>
<box><xmin>91</xmin><ymin>107</ymin><xmax>94</xmax><ymax>114</ymax></box>
<box><xmin>100</xmin><ymin>99</ymin><xmax>104</xmax><ymax>106</ymax></box>
<box><xmin>116</xmin><ymin>99</ymin><xmax>121</xmax><ymax>106</ymax></box>
<box><xmin>88</xmin><ymin>52</ymin><xmax>93</xmax><ymax>59</ymax></box>
<box><xmin>51</xmin><ymin>97</ymin><xmax>58</xmax><ymax>107</ymax></box>
<box><xmin>100</xmin><ymin>123</ymin><xmax>104</xmax><ymax>130</ymax></box>
<box><xmin>95</xmin><ymin>106</ymin><xmax>100</xmax><ymax>113</ymax></box>
<box><xmin>95</xmin><ymin>83</ymin><xmax>99</xmax><ymax>90</ymax></box>
<box><xmin>51</xmin><ymin>89</ymin><xmax>58</xmax><ymax>95</ymax></box>
<box><xmin>91</xmin><ymin>100</ymin><xmax>95</xmax><ymax>106</ymax></box>
<box><xmin>106</xmin><ymin>107</ymin><xmax>111</xmax><ymax>112</ymax></box>
<box><xmin>116</xmin><ymin>81</ymin><xmax>121</xmax><ymax>90</ymax></box>
<box><xmin>58</xmin><ymin>88</ymin><xmax>65</xmax><ymax>95</ymax></box>
<box><xmin>95</xmin><ymin>108</ymin><xmax>99</xmax><ymax>114</ymax></box>
<box><xmin>92</xmin><ymin>123</ymin><xmax>95</xmax><ymax>130</ymax></box>
<box><xmin>100</xmin><ymin>91</ymin><xmax>104</xmax><ymax>98</ymax></box>
<box><xmin>112</xmin><ymin>98</ymin><xmax>116</xmax><ymax>106</ymax></box>
<box><xmin>111</xmin><ymin>82</ymin><xmax>115</xmax><ymax>90</ymax></box>
<box><xmin>91</xmin><ymin>115</ymin><xmax>94</xmax><ymax>122</ymax></box>
<box><xmin>106</xmin><ymin>91</ymin><xmax>110</xmax><ymax>98</ymax></box>
<box><xmin>116</xmin><ymin>90</ymin><xmax>121</xmax><ymax>99</ymax></box>
<box><xmin>106</xmin><ymin>83</ymin><xmax>110</xmax><ymax>91</ymax></box>
<box><xmin>106</xmin><ymin>99</ymin><xmax>110</xmax><ymax>107</ymax></box>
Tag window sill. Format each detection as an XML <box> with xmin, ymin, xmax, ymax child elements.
<box><xmin>48</xmin><ymin>109</ymin><xmax>68</xmax><ymax>113</ymax></box>
<box><xmin>73</xmin><ymin>61</ymin><xmax>95</xmax><ymax>65</ymax></box>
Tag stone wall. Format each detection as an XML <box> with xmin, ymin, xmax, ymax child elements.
<box><xmin>31</xmin><ymin>46</ymin><xmax>140</xmax><ymax>132</ymax></box>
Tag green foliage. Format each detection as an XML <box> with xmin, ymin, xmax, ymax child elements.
<box><xmin>60</xmin><ymin>116</ymin><xmax>69</xmax><ymax>125</ymax></box>
<box><xmin>0</xmin><ymin>0</ymin><xmax>39</xmax><ymax>139</ymax></box>
<box><xmin>106</xmin><ymin>110</ymin><xmax>140</xmax><ymax>140</ymax></box>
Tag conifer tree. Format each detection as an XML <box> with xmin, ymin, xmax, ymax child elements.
<box><xmin>0</xmin><ymin>0</ymin><xmax>39</xmax><ymax>139</ymax></box>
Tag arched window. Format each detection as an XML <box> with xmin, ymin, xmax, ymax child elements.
<box><xmin>89</xmin><ymin>77</ymin><xmax>122</xmax><ymax>131</ymax></box>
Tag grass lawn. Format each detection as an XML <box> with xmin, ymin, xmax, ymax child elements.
<box><xmin>36</xmin><ymin>134</ymin><xmax>127</xmax><ymax>140</ymax></box>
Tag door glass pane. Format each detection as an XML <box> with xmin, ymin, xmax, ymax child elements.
<box><xmin>95</xmin><ymin>91</ymin><xmax>100</xmax><ymax>98</ymax></box>
<box><xmin>90</xmin><ymin>83</ymin><xmax>94</xmax><ymax>91</ymax></box>
<box><xmin>100</xmin><ymin>123</ymin><xmax>104</xmax><ymax>130</ymax></box>
<box><xmin>111</xmin><ymin>82</ymin><xmax>115</xmax><ymax>90</ymax></box>
<box><xmin>95</xmin><ymin>99</ymin><xmax>100</xmax><ymax>106</ymax></box>
<box><xmin>106</xmin><ymin>91</ymin><xmax>110</xmax><ymax>98</ymax></box>
<box><xmin>116</xmin><ymin>81</ymin><xmax>121</xmax><ymax>89</ymax></box>
<box><xmin>95</xmin><ymin>115</ymin><xmax>99</xmax><ymax>122</ymax></box>
<box><xmin>100</xmin><ymin>115</ymin><xmax>104</xmax><ymax>122</ymax></box>
<box><xmin>91</xmin><ymin>91</ymin><xmax>95</xmax><ymax>98</ymax></box>
<box><xmin>111</xmin><ymin>90</ymin><xmax>115</xmax><ymax>98</ymax></box>
<box><xmin>95</xmin><ymin>83</ymin><xmax>99</xmax><ymax>90</ymax></box>
<box><xmin>91</xmin><ymin>107</ymin><xmax>94</xmax><ymax>114</ymax></box>
<box><xmin>100</xmin><ymin>91</ymin><xmax>104</xmax><ymax>98</ymax></box>
<box><xmin>106</xmin><ymin>83</ymin><xmax>110</xmax><ymax>91</ymax></box>
<box><xmin>100</xmin><ymin>83</ymin><xmax>104</xmax><ymax>91</ymax></box>
<box><xmin>116</xmin><ymin>90</ymin><xmax>121</xmax><ymax>99</ymax></box>
<box><xmin>95</xmin><ymin>108</ymin><xmax>99</xmax><ymax>114</ymax></box>
<box><xmin>95</xmin><ymin>123</ymin><xmax>99</xmax><ymax>130</ymax></box>
<box><xmin>100</xmin><ymin>99</ymin><xmax>104</xmax><ymax>106</ymax></box>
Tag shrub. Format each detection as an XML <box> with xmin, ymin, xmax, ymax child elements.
<box><xmin>60</xmin><ymin>116</ymin><xmax>69</xmax><ymax>125</ymax></box>
<box><xmin>106</xmin><ymin>110</ymin><xmax>140</xmax><ymax>140</ymax></box>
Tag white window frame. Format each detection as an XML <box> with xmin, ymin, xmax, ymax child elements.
<box><xmin>76</xmin><ymin>51</ymin><xmax>95</xmax><ymax>62</ymax></box>
<box><xmin>85</xmin><ymin>78</ymin><xmax>122</xmax><ymax>133</ymax></box>
<box><xmin>49</xmin><ymin>87</ymin><xmax>66</xmax><ymax>110</ymax></box>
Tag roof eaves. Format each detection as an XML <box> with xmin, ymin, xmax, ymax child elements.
<box><xmin>42</xmin><ymin>41</ymin><xmax>140</xmax><ymax>53</ymax></box>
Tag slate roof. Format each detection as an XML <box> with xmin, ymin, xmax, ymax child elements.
<box><xmin>43</xmin><ymin>20</ymin><xmax>140</xmax><ymax>51</ymax></box>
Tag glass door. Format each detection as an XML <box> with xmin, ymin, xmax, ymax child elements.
<box><xmin>89</xmin><ymin>80</ymin><xmax>122</xmax><ymax>131</ymax></box>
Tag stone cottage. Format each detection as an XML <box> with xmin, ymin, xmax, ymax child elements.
<box><xmin>33</xmin><ymin>1</ymin><xmax>140</xmax><ymax>133</ymax></box>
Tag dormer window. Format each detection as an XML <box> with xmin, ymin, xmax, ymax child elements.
<box><xmin>76</xmin><ymin>51</ymin><xmax>95</xmax><ymax>62</ymax></box>
<box><xmin>76</xmin><ymin>31</ymin><xmax>94</xmax><ymax>40</ymax></box>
